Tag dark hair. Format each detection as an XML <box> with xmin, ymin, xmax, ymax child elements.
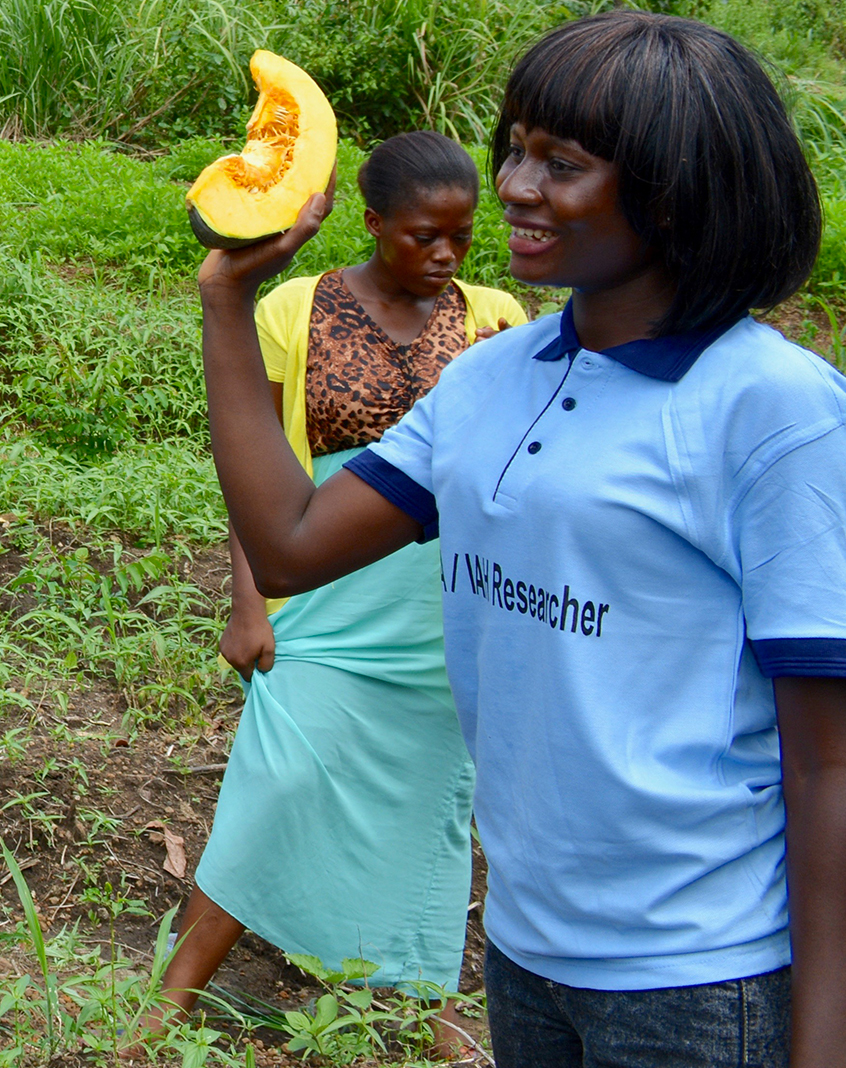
<box><xmin>358</xmin><ymin>130</ymin><xmax>479</xmax><ymax>217</ymax></box>
<box><xmin>491</xmin><ymin>12</ymin><xmax>822</xmax><ymax>336</ymax></box>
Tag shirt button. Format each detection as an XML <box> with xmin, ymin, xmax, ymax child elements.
<box><xmin>527</xmin><ymin>441</ymin><xmax>542</xmax><ymax>454</ymax></box>
<box><xmin>561</xmin><ymin>397</ymin><xmax>577</xmax><ymax>411</ymax></box>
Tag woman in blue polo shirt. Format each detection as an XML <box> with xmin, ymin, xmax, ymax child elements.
<box><xmin>198</xmin><ymin>12</ymin><xmax>846</xmax><ymax>1067</ymax></box>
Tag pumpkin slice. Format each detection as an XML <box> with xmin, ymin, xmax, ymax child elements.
<box><xmin>186</xmin><ymin>50</ymin><xmax>337</xmax><ymax>249</ymax></box>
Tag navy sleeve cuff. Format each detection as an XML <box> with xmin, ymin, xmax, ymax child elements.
<box><xmin>751</xmin><ymin>637</ymin><xmax>846</xmax><ymax>678</ymax></box>
<box><xmin>343</xmin><ymin>451</ymin><xmax>439</xmax><ymax>543</ymax></box>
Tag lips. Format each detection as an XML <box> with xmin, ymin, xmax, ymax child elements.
<box><xmin>511</xmin><ymin>226</ymin><xmax>557</xmax><ymax>241</ymax></box>
<box><xmin>508</xmin><ymin>224</ymin><xmax>558</xmax><ymax>256</ymax></box>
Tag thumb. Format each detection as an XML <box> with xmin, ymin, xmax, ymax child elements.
<box><xmin>256</xmin><ymin>642</ymin><xmax>276</xmax><ymax>674</ymax></box>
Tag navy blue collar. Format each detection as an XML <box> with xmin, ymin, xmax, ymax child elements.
<box><xmin>533</xmin><ymin>300</ymin><xmax>743</xmax><ymax>382</ymax></box>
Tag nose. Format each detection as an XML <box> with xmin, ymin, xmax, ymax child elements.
<box><xmin>431</xmin><ymin>237</ymin><xmax>456</xmax><ymax>265</ymax></box>
<box><xmin>496</xmin><ymin>158</ymin><xmax>543</xmax><ymax>205</ymax></box>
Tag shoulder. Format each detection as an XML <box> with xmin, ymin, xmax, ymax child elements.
<box><xmin>255</xmin><ymin>273</ymin><xmax>325</xmax><ymax>323</ymax></box>
<box><xmin>694</xmin><ymin>316</ymin><xmax>846</xmax><ymax>414</ymax></box>
<box><xmin>453</xmin><ymin>279</ymin><xmax>528</xmax><ymax>326</ymax></box>
<box><xmin>434</xmin><ymin>313</ymin><xmax>560</xmax><ymax>396</ymax></box>
<box><xmin>681</xmin><ymin>316</ymin><xmax>846</xmax><ymax>478</ymax></box>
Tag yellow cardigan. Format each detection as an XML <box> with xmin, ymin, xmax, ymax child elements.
<box><xmin>253</xmin><ymin>274</ymin><xmax>527</xmax><ymax>616</ymax></box>
<box><xmin>254</xmin><ymin>273</ymin><xmax>528</xmax><ymax>478</ymax></box>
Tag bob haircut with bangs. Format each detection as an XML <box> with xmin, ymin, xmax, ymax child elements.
<box><xmin>491</xmin><ymin>12</ymin><xmax>822</xmax><ymax>337</ymax></box>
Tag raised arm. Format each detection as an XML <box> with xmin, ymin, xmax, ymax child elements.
<box><xmin>774</xmin><ymin>675</ymin><xmax>846</xmax><ymax>1068</ymax></box>
<box><xmin>200</xmin><ymin>195</ymin><xmax>422</xmax><ymax>599</ymax></box>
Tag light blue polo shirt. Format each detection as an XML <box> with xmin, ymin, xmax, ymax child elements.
<box><xmin>345</xmin><ymin>304</ymin><xmax>846</xmax><ymax>990</ymax></box>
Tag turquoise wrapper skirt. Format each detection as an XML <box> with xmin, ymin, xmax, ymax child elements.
<box><xmin>195</xmin><ymin>448</ymin><xmax>475</xmax><ymax>990</ymax></box>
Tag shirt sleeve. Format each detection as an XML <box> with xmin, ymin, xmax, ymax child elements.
<box><xmin>343</xmin><ymin>383</ymin><xmax>440</xmax><ymax>542</ymax></box>
<box><xmin>737</xmin><ymin>424</ymin><xmax>846</xmax><ymax>676</ymax></box>
<box><xmin>501</xmin><ymin>292</ymin><xmax>529</xmax><ymax>327</ymax></box>
<box><xmin>254</xmin><ymin>292</ymin><xmax>290</xmax><ymax>383</ymax></box>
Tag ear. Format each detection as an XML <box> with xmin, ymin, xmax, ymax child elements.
<box><xmin>364</xmin><ymin>207</ymin><xmax>383</xmax><ymax>238</ymax></box>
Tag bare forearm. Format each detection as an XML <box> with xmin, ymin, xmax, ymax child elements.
<box><xmin>783</xmin><ymin>767</ymin><xmax>846</xmax><ymax>1066</ymax></box>
<box><xmin>202</xmin><ymin>284</ymin><xmax>316</xmax><ymax>592</ymax></box>
<box><xmin>199</xmin><ymin>207</ymin><xmax>422</xmax><ymax>597</ymax></box>
<box><xmin>228</xmin><ymin>521</ymin><xmax>269</xmax><ymax>614</ymax></box>
<box><xmin>775</xmin><ymin>677</ymin><xmax>846</xmax><ymax>1067</ymax></box>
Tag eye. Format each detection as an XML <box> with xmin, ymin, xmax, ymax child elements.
<box><xmin>549</xmin><ymin>157</ymin><xmax>580</xmax><ymax>175</ymax></box>
<box><xmin>507</xmin><ymin>143</ymin><xmax>524</xmax><ymax>162</ymax></box>
<box><xmin>453</xmin><ymin>232</ymin><xmax>472</xmax><ymax>246</ymax></box>
<box><xmin>414</xmin><ymin>234</ymin><xmax>435</xmax><ymax>245</ymax></box>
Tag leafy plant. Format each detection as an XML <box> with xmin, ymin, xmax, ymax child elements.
<box><xmin>0</xmin><ymin>838</ymin><xmax>59</xmax><ymax>1055</ymax></box>
<box><xmin>0</xmin><ymin>853</ymin><xmax>256</xmax><ymax>1067</ymax></box>
<box><xmin>222</xmin><ymin>951</ymin><xmax>490</xmax><ymax>1063</ymax></box>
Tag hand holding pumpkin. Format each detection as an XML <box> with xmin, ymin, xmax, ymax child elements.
<box><xmin>198</xmin><ymin>189</ymin><xmax>330</xmax><ymax>299</ymax></box>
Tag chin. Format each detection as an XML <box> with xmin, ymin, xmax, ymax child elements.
<box><xmin>509</xmin><ymin>267</ymin><xmax>549</xmax><ymax>287</ymax></box>
<box><xmin>508</xmin><ymin>255</ymin><xmax>553</xmax><ymax>287</ymax></box>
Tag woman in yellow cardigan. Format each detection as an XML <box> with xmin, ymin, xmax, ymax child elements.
<box><xmin>136</xmin><ymin>132</ymin><xmax>525</xmax><ymax>1053</ymax></box>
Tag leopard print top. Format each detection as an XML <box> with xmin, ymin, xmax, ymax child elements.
<box><xmin>305</xmin><ymin>270</ymin><xmax>468</xmax><ymax>456</ymax></box>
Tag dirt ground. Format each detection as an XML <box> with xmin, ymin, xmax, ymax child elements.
<box><xmin>0</xmin><ymin>537</ymin><xmax>490</xmax><ymax>1066</ymax></box>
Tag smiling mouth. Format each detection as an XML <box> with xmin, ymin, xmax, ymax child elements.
<box><xmin>511</xmin><ymin>227</ymin><xmax>557</xmax><ymax>241</ymax></box>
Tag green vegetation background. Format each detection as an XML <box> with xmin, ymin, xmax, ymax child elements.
<box><xmin>0</xmin><ymin>0</ymin><xmax>844</xmax><ymax>789</ymax></box>
<box><xmin>0</xmin><ymin>1</ymin><xmax>844</xmax><ymax>1064</ymax></box>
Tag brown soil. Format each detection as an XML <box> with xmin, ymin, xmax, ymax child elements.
<box><xmin>0</xmin><ymin>536</ymin><xmax>489</xmax><ymax>1066</ymax></box>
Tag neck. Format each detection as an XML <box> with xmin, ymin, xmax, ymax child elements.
<box><xmin>571</xmin><ymin>271</ymin><xmax>676</xmax><ymax>352</ymax></box>
<box><xmin>346</xmin><ymin>255</ymin><xmax>427</xmax><ymax>307</ymax></box>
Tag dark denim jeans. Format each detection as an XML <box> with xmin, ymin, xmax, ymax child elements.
<box><xmin>485</xmin><ymin>939</ymin><xmax>790</xmax><ymax>1067</ymax></box>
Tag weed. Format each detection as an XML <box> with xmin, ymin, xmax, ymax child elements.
<box><xmin>810</xmin><ymin>296</ymin><xmax>846</xmax><ymax>368</ymax></box>
<box><xmin>0</xmin><ymin>725</ymin><xmax>27</xmax><ymax>764</ymax></box>
<box><xmin>0</xmin><ymin>846</ymin><xmax>256</xmax><ymax>1066</ymax></box>
<box><xmin>222</xmin><ymin>951</ymin><xmax>491</xmax><ymax>1064</ymax></box>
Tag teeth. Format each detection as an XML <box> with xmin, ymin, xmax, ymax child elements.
<box><xmin>513</xmin><ymin>227</ymin><xmax>556</xmax><ymax>240</ymax></box>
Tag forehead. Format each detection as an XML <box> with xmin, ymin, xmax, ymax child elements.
<box><xmin>386</xmin><ymin>185</ymin><xmax>476</xmax><ymax>224</ymax></box>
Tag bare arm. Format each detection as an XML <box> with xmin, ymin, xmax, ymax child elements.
<box><xmin>774</xmin><ymin>676</ymin><xmax>846</xmax><ymax>1067</ymax></box>
<box><xmin>200</xmin><ymin>195</ymin><xmax>422</xmax><ymax>599</ymax></box>
<box><xmin>218</xmin><ymin>520</ymin><xmax>276</xmax><ymax>678</ymax></box>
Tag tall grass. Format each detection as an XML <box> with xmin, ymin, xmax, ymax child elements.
<box><xmin>0</xmin><ymin>0</ymin><xmax>259</xmax><ymax>142</ymax></box>
<box><xmin>0</xmin><ymin>0</ymin><xmax>575</xmax><ymax>145</ymax></box>
<box><xmin>266</xmin><ymin>0</ymin><xmax>574</xmax><ymax>142</ymax></box>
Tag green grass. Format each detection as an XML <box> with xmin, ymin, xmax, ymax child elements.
<box><xmin>0</xmin><ymin>4</ymin><xmax>844</xmax><ymax>1063</ymax></box>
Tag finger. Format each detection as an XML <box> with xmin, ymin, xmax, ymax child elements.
<box><xmin>249</xmin><ymin>193</ymin><xmax>325</xmax><ymax>266</ymax></box>
<box><xmin>498</xmin><ymin>317</ymin><xmax>512</xmax><ymax>331</ymax></box>
<box><xmin>222</xmin><ymin>650</ymin><xmax>252</xmax><ymax>678</ymax></box>
<box><xmin>256</xmin><ymin>644</ymin><xmax>276</xmax><ymax>673</ymax></box>
<box><xmin>200</xmin><ymin>195</ymin><xmax>326</xmax><ymax>293</ymax></box>
<box><xmin>290</xmin><ymin>191</ymin><xmax>326</xmax><ymax>238</ymax></box>
<box><xmin>323</xmin><ymin>164</ymin><xmax>338</xmax><ymax>217</ymax></box>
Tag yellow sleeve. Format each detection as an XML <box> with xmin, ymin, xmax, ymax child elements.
<box><xmin>253</xmin><ymin>275</ymin><xmax>323</xmax><ymax>383</ymax></box>
<box><xmin>454</xmin><ymin>279</ymin><xmax>529</xmax><ymax>338</ymax></box>
<box><xmin>490</xmin><ymin>290</ymin><xmax>529</xmax><ymax>328</ymax></box>
<box><xmin>255</xmin><ymin>309</ymin><xmax>289</xmax><ymax>383</ymax></box>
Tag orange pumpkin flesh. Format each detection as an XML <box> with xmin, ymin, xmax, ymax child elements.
<box><xmin>186</xmin><ymin>51</ymin><xmax>337</xmax><ymax>249</ymax></box>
